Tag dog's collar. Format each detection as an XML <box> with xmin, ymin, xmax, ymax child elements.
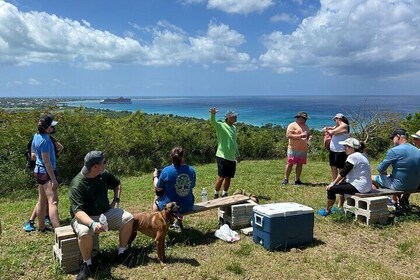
<box><xmin>160</xmin><ymin>211</ymin><xmax>177</xmax><ymax>224</ymax></box>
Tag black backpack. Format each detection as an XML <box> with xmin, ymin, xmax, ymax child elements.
<box><xmin>25</xmin><ymin>135</ymin><xmax>59</xmax><ymax>169</ymax></box>
<box><xmin>25</xmin><ymin>137</ymin><xmax>35</xmax><ymax>169</ymax></box>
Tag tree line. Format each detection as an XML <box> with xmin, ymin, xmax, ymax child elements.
<box><xmin>0</xmin><ymin>107</ymin><xmax>418</xmax><ymax>196</ymax></box>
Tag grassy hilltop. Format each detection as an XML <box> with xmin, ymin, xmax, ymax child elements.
<box><xmin>1</xmin><ymin>160</ymin><xmax>419</xmax><ymax>280</ymax></box>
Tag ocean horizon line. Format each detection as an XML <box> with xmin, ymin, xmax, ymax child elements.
<box><xmin>1</xmin><ymin>93</ymin><xmax>420</xmax><ymax>99</ymax></box>
<box><xmin>60</xmin><ymin>95</ymin><xmax>420</xmax><ymax>130</ymax></box>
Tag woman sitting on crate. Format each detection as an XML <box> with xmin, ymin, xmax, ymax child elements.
<box><xmin>317</xmin><ymin>138</ymin><xmax>372</xmax><ymax>216</ymax></box>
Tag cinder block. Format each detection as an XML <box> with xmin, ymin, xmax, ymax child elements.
<box><xmin>218</xmin><ymin>200</ymin><xmax>258</xmax><ymax>229</ymax></box>
<box><xmin>356</xmin><ymin>214</ymin><xmax>388</xmax><ymax>226</ymax></box>
<box><xmin>344</xmin><ymin>195</ymin><xmax>358</xmax><ymax>208</ymax></box>
<box><xmin>55</xmin><ymin>225</ymin><xmax>77</xmax><ymax>245</ymax></box>
<box><xmin>60</xmin><ymin>237</ymin><xmax>79</xmax><ymax>252</ymax></box>
<box><xmin>343</xmin><ymin>194</ymin><xmax>390</xmax><ymax>225</ymax></box>
<box><xmin>53</xmin><ymin>226</ymin><xmax>100</xmax><ymax>273</ymax></box>
<box><xmin>53</xmin><ymin>244</ymin><xmax>81</xmax><ymax>273</ymax></box>
<box><xmin>357</xmin><ymin>197</ymin><xmax>387</xmax><ymax>211</ymax></box>
<box><xmin>355</xmin><ymin>208</ymin><xmax>389</xmax><ymax>219</ymax></box>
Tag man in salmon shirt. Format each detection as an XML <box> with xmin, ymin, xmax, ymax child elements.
<box><xmin>282</xmin><ymin>111</ymin><xmax>311</xmax><ymax>186</ymax></box>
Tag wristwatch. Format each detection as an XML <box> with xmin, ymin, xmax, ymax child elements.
<box><xmin>113</xmin><ymin>197</ymin><xmax>120</xmax><ymax>203</ymax></box>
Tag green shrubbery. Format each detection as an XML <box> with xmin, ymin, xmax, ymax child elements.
<box><xmin>1</xmin><ymin>107</ymin><xmax>418</xmax><ymax>195</ymax></box>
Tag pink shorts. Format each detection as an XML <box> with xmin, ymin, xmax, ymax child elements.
<box><xmin>287</xmin><ymin>149</ymin><xmax>307</xmax><ymax>165</ymax></box>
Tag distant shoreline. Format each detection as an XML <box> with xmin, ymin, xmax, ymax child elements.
<box><xmin>2</xmin><ymin>96</ymin><xmax>418</xmax><ymax>130</ymax></box>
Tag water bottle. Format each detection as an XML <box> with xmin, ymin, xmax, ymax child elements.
<box><xmin>99</xmin><ymin>214</ymin><xmax>108</xmax><ymax>231</ymax></box>
<box><xmin>201</xmin><ymin>188</ymin><xmax>208</xmax><ymax>203</ymax></box>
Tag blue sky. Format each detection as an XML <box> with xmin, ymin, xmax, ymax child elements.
<box><xmin>1</xmin><ymin>0</ymin><xmax>420</xmax><ymax>97</ymax></box>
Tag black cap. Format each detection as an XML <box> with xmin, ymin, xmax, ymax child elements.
<box><xmin>389</xmin><ymin>128</ymin><xmax>408</xmax><ymax>139</ymax></box>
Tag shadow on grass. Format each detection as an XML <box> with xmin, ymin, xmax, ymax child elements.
<box><xmin>123</xmin><ymin>243</ymin><xmax>200</xmax><ymax>268</ymax></box>
<box><xmin>95</xmin><ymin>227</ymin><xmax>214</xmax><ymax>269</ymax></box>
<box><xmin>390</xmin><ymin>204</ymin><xmax>420</xmax><ymax>223</ymax></box>
<box><xmin>265</xmin><ymin>238</ymin><xmax>326</xmax><ymax>252</ymax></box>
<box><xmin>300</xmin><ymin>182</ymin><xmax>330</xmax><ymax>187</ymax></box>
<box><xmin>167</xmin><ymin>226</ymin><xmax>217</xmax><ymax>247</ymax></box>
<box><xmin>58</xmin><ymin>217</ymin><xmax>73</xmax><ymax>226</ymax></box>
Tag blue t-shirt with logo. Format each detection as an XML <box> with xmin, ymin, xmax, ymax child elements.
<box><xmin>157</xmin><ymin>164</ymin><xmax>196</xmax><ymax>214</ymax></box>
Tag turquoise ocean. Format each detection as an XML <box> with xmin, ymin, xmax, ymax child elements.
<box><xmin>63</xmin><ymin>95</ymin><xmax>420</xmax><ymax>130</ymax></box>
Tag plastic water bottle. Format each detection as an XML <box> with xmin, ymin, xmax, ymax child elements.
<box><xmin>201</xmin><ymin>188</ymin><xmax>208</xmax><ymax>203</ymax></box>
<box><xmin>99</xmin><ymin>214</ymin><xmax>108</xmax><ymax>231</ymax></box>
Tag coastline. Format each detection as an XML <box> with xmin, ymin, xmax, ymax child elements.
<box><xmin>60</xmin><ymin>95</ymin><xmax>420</xmax><ymax>130</ymax></box>
<box><xmin>1</xmin><ymin>95</ymin><xmax>418</xmax><ymax>130</ymax></box>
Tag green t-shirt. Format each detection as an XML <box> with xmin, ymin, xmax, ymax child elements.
<box><xmin>210</xmin><ymin>113</ymin><xmax>239</xmax><ymax>161</ymax></box>
<box><xmin>69</xmin><ymin>170</ymin><xmax>120</xmax><ymax>217</ymax></box>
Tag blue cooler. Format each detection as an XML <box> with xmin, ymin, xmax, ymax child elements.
<box><xmin>253</xmin><ymin>202</ymin><xmax>314</xmax><ymax>250</ymax></box>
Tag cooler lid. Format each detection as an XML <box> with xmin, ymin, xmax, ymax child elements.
<box><xmin>253</xmin><ymin>202</ymin><xmax>313</xmax><ymax>217</ymax></box>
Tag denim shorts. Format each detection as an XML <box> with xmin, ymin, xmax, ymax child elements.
<box><xmin>375</xmin><ymin>175</ymin><xmax>397</xmax><ymax>190</ymax></box>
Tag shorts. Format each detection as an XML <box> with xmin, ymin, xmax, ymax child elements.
<box><xmin>375</xmin><ymin>175</ymin><xmax>398</xmax><ymax>190</ymax></box>
<box><xmin>329</xmin><ymin>151</ymin><xmax>347</xmax><ymax>169</ymax></box>
<box><xmin>155</xmin><ymin>196</ymin><xmax>171</xmax><ymax>211</ymax></box>
<box><xmin>216</xmin><ymin>156</ymin><xmax>236</xmax><ymax>178</ymax></box>
<box><xmin>155</xmin><ymin>197</ymin><xmax>191</xmax><ymax>214</ymax></box>
<box><xmin>287</xmin><ymin>149</ymin><xmax>307</xmax><ymax>165</ymax></box>
<box><xmin>71</xmin><ymin>207</ymin><xmax>133</xmax><ymax>238</ymax></box>
<box><xmin>34</xmin><ymin>170</ymin><xmax>58</xmax><ymax>185</ymax></box>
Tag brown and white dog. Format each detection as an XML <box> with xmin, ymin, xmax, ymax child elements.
<box><xmin>128</xmin><ymin>202</ymin><xmax>180</xmax><ymax>264</ymax></box>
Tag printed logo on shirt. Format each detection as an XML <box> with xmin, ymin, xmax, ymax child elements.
<box><xmin>174</xmin><ymin>173</ymin><xmax>191</xmax><ymax>197</ymax></box>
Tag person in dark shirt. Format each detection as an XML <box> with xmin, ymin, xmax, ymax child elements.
<box><xmin>69</xmin><ymin>151</ymin><xmax>133</xmax><ymax>280</ymax></box>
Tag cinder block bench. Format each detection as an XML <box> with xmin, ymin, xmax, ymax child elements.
<box><xmin>53</xmin><ymin>225</ymin><xmax>99</xmax><ymax>273</ymax></box>
<box><xmin>343</xmin><ymin>195</ymin><xmax>389</xmax><ymax>225</ymax></box>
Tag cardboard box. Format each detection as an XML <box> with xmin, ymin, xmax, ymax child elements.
<box><xmin>253</xmin><ymin>202</ymin><xmax>314</xmax><ymax>250</ymax></box>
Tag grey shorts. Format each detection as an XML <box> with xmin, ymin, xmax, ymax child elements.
<box><xmin>71</xmin><ymin>207</ymin><xmax>133</xmax><ymax>238</ymax></box>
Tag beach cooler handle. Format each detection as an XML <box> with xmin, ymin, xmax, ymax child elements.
<box><xmin>254</xmin><ymin>213</ymin><xmax>263</xmax><ymax>227</ymax></box>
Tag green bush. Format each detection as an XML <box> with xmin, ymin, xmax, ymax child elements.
<box><xmin>0</xmin><ymin>107</ymin><xmax>416</xmax><ymax>195</ymax></box>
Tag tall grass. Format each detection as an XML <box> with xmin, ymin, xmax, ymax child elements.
<box><xmin>0</xmin><ymin>160</ymin><xmax>419</xmax><ymax>280</ymax></box>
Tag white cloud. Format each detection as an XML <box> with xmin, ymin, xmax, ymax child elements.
<box><xmin>0</xmin><ymin>2</ymin><xmax>146</xmax><ymax>70</ymax></box>
<box><xmin>180</xmin><ymin>0</ymin><xmax>274</xmax><ymax>14</ymax></box>
<box><xmin>207</xmin><ymin>0</ymin><xmax>274</xmax><ymax>14</ymax></box>
<box><xmin>179</xmin><ymin>0</ymin><xmax>206</xmax><ymax>4</ymax></box>
<box><xmin>0</xmin><ymin>2</ymin><xmax>254</xmax><ymax>72</ymax></box>
<box><xmin>6</xmin><ymin>80</ymin><xmax>23</xmax><ymax>88</ymax></box>
<box><xmin>144</xmin><ymin>20</ymin><xmax>255</xmax><ymax>70</ymax></box>
<box><xmin>28</xmin><ymin>78</ymin><xmax>41</xmax><ymax>86</ymax></box>
<box><xmin>270</xmin><ymin>13</ymin><xmax>300</xmax><ymax>24</ymax></box>
<box><xmin>260</xmin><ymin>0</ymin><xmax>420</xmax><ymax>78</ymax></box>
<box><xmin>188</xmin><ymin>22</ymin><xmax>256</xmax><ymax>70</ymax></box>
<box><xmin>53</xmin><ymin>79</ymin><xmax>66</xmax><ymax>86</ymax></box>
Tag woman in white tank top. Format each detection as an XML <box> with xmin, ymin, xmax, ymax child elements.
<box><xmin>323</xmin><ymin>113</ymin><xmax>350</xmax><ymax>181</ymax></box>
